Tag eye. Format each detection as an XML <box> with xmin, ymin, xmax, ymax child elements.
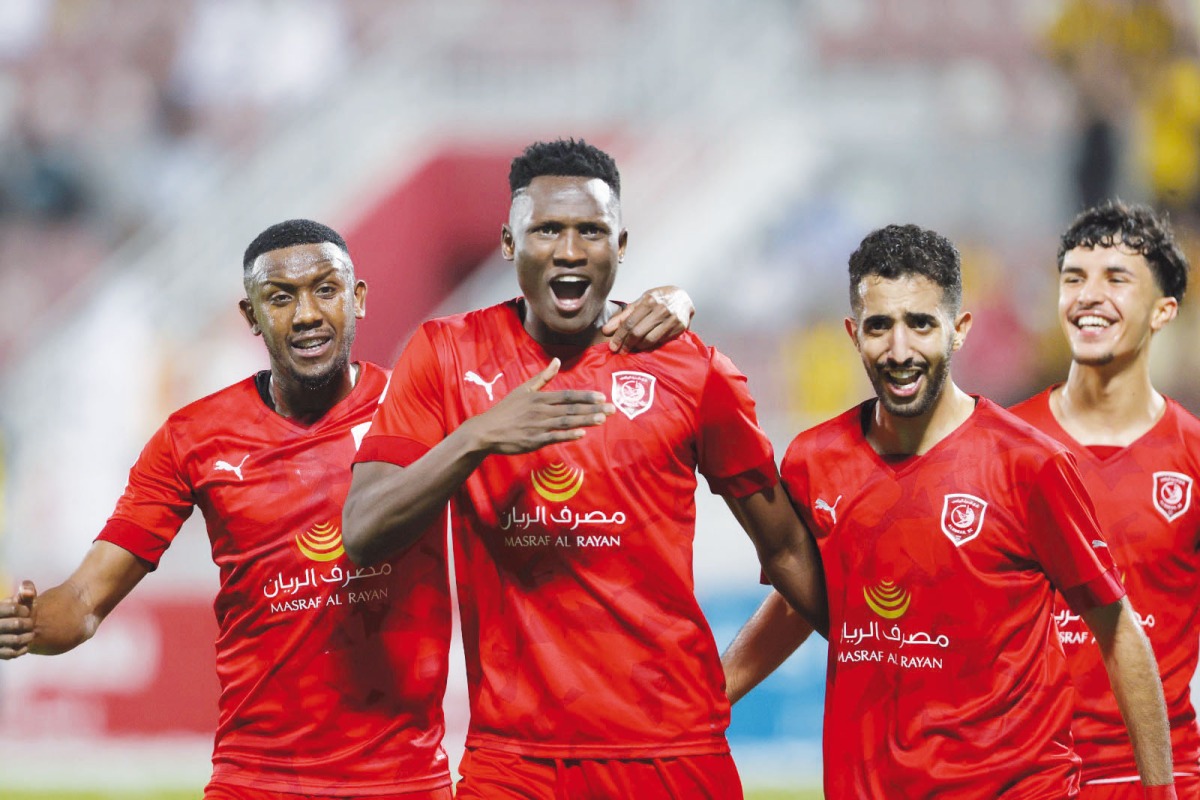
<box><xmin>316</xmin><ymin>283</ymin><xmax>339</xmax><ymax>297</ymax></box>
<box><xmin>268</xmin><ymin>292</ymin><xmax>292</xmax><ymax>305</ymax></box>
<box><xmin>579</xmin><ymin>223</ymin><xmax>605</xmax><ymax>238</ymax></box>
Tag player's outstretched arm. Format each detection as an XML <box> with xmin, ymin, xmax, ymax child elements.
<box><xmin>343</xmin><ymin>358</ymin><xmax>615</xmax><ymax>565</ymax></box>
<box><xmin>0</xmin><ymin>541</ymin><xmax>149</xmax><ymax>659</ymax></box>
<box><xmin>723</xmin><ymin>485</ymin><xmax>829</xmax><ymax>639</ymax></box>
<box><xmin>1084</xmin><ymin>597</ymin><xmax>1176</xmax><ymax>793</ymax></box>
<box><xmin>721</xmin><ymin>589</ymin><xmax>813</xmax><ymax>704</ymax></box>
<box><xmin>602</xmin><ymin>286</ymin><xmax>695</xmax><ymax>353</ymax></box>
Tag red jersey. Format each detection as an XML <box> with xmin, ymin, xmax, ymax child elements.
<box><xmin>97</xmin><ymin>363</ymin><xmax>451</xmax><ymax>795</ymax></box>
<box><xmin>355</xmin><ymin>299</ymin><xmax>777</xmax><ymax>759</ymax></box>
<box><xmin>781</xmin><ymin>397</ymin><xmax>1123</xmax><ymax>800</ymax></box>
<box><xmin>1011</xmin><ymin>388</ymin><xmax>1200</xmax><ymax>785</ymax></box>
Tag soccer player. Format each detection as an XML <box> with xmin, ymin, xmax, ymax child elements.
<box><xmin>0</xmin><ymin>218</ymin><xmax>697</xmax><ymax>800</ymax></box>
<box><xmin>341</xmin><ymin>138</ymin><xmax>827</xmax><ymax>800</ymax></box>
<box><xmin>1008</xmin><ymin>200</ymin><xmax>1198</xmax><ymax>799</ymax></box>
<box><xmin>721</xmin><ymin>223</ymin><xmax>1175</xmax><ymax>798</ymax></box>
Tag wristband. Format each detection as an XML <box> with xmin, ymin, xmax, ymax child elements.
<box><xmin>1145</xmin><ymin>784</ymin><xmax>1178</xmax><ymax>800</ymax></box>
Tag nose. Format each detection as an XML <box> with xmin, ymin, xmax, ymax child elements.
<box><xmin>886</xmin><ymin>325</ymin><xmax>914</xmax><ymax>364</ymax></box>
<box><xmin>553</xmin><ymin>229</ymin><xmax>586</xmax><ymax>267</ymax></box>
<box><xmin>293</xmin><ymin>290</ymin><xmax>322</xmax><ymax>328</ymax></box>
<box><xmin>1076</xmin><ymin>275</ymin><xmax>1105</xmax><ymax>305</ymax></box>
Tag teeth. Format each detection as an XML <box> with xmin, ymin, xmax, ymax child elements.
<box><xmin>1076</xmin><ymin>315</ymin><xmax>1111</xmax><ymax>329</ymax></box>
<box><xmin>888</xmin><ymin>369</ymin><xmax>919</xmax><ymax>382</ymax></box>
<box><xmin>552</xmin><ymin>276</ymin><xmax>588</xmax><ymax>284</ymax></box>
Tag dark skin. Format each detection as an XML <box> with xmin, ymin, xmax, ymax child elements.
<box><xmin>0</xmin><ymin>234</ymin><xmax>697</xmax><ymax>659</ymax></box>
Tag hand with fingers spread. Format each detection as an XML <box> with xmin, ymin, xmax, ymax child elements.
<box><xmin>603</xmin><ymin>286</ymin><xmax>695</xmax><ymax>353</ymax></box>
<box><xmin>464</xmin><ymin>358</ymin><xmax>615</xmax><ymax>455</ymax></box>
<box><xmin>0</xmin><ymin>580</ymin><xmax>37</xmax><ymax>659</ymax></box>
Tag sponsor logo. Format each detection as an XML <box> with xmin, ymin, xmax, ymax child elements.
<box><xmin>611</xmin><ymin>371</ymin><xmax>656</xmax><ymax>419</ymax></box>
<box><xmin>214</xmin><ymin>455</ymin><xmax>249</xmax><ymax>481</ymax></box>
<box><xmin>815</xmin><ymin>495</ymin><xmax>842</xmax><ymax>524</ymax></box>
<box><xmin>1153</xmin><ymin>471</ymin><xmax>1192</xmax><ymax>522</ymax></box>
<box><xmin>940</xmin><ymin>493</ymin><xmax>987</xmax><ymax>547</ymax></box>
<box><xmin>531</xmin><ymin>462</ymin><xmax>585</xmax><ymax>502</ymax></box>
<box><xmin>863</xmin><ymin>580</ymin><xmax>910</xmax><ymax>619</ymax></box>
<box><xmin>295</xmin><ymin>521</ymin><xmax>345</xmax><ymax>562</ymax></box>
<box><xmin>465</xmin><ymin>370</ymin><xmax>504</xmax><ymax>401</ymax></box>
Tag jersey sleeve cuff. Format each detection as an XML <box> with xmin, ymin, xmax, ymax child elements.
<box><xmin>704</xmin><ymin>458</ymin><xmax>779</xmax><ymax>499</ymax></box>
<box><xmin>354</xmin><ymin>435</ymin><xmax>432</xmax><ymax>467</ymax></box>
<box><xmin>1060</xmin><ymin>568</ymin><xmax>1126</xmax><ymax>615</ymax></box>
<box><xmin>95</xmin><ymin>519</ymin><xmax>167</xmax><ymax>570</ymax></box>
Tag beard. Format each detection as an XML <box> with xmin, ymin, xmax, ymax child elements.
<box><xmin>869</xmin><ymin>348</ymin><xmax>952</xmax><ymax>418</ymax></box>
<box><xmin>1072</xmin><ymin>349</ymin><xmax>1116</xmax><ymax>367</ymax></box>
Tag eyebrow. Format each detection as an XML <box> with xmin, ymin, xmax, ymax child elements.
<box><xmin>1061</xmin><ymin>264</ymin><xmax>1136</xmax><ymax>277</ymax></box>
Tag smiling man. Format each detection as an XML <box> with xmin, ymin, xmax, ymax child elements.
<box><xmin>342</xmin><ymin>138</ymin><xmax>827</xmax><ymax>800</ymax></box>
<box><xmin>721</xmin><ymin>223</ymin><xmax>1175</xmax><ymax>799</ymax></box>
<box><xmin>0</xmin><ymin>218</ymin><xmax>697</xmax><ymax>800</ymax></box>
<box><xmin>1009</xmin><ymin>201</ymin><xmax>1200</xmax><ymax>799</ymax></box>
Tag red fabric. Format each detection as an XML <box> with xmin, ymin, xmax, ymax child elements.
<box><xmin>454</xmin><ymin>748</ymin><xmax>743</xmax><ymax>800</ymax></box>
<box><xmin>782</xmin><ymin>397</ymin><xmax>1121</xmax><ymax>799</ymax></box>
<box><xmin>357</xmin><ymin>300</ymin><xmax>776</xmax><ymax>759</ymax></box>
<box><xmin>100</xmin><ymin>363</ymin><xmax>452</xmax><ymax>794</ymax></box>
<box><xmin>1013</xmin><ymin>389</ymin><xmax>1200</xmax><ymax>785</ymax></box>
<box><xmin>204</xmin><ymin>783</ymin><xmax>453</xmax><ymax>800</ymax></box>
<box><xmin>1078</xmin><ymin>779</ymin><xmax>1194</xmax><ymax>800</ymax></box>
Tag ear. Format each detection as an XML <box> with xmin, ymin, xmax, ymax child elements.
<box><xmin>353</xmin><ymin>280</ymin><xmax>367</xmax><ymax>320</ymax></box>
<box><xmin>844</xmin><ymin>316</ymin><xmax>860</xmax><ymax>348</ymax></box>
<box><xmin>617</xmin><ymin>229</ymin><xmax>628</xmax><ymax>263</ymax></box>
<box><xmin>1150</xmin><ymin>295</ymin><xmax>1178</xmax><ymax>333</ymax></box>
<box><xmin>951</xmin><ymin>310</ymin><xmax>973</xmax><ymax>351</ymax></box>
<box><xmin>239</xmin><ymin>299</ymin><xmax>261</xmax><ymax>335</ymax></box>
<box><xmin>501</xmin><ymin>225</ymin><xmax>515</xmax><ymax>261</ymax></box>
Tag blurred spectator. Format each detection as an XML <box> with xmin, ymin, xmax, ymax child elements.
<box><xmin>1042</xmin><ymin>0</ymin><xmax>1176</xmax><ymax>209</ymax></box>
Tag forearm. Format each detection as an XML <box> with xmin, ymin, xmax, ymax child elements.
<box><xmin>722</xmin><ymin>590</ymin><xmax>813</xmax><ymax>704</ymax></box>
<box><xmin>755</xmin><ymin>530</ymin><xmax>829</xmax><ymax>639</ymax></box>
<box><xmin>28</xmin><ymin>581</ymin><xmax>98</xmax><ymax>655</ymax></box>
<box><xmin>343</xmin><ymin>423</ymin><xmax>489</xmax><ymax>565</ymax></box>
<box><xmin>1092</xmin><ymin>599</ymin><xmax>1174</xmax><ymax>786</ymax></box>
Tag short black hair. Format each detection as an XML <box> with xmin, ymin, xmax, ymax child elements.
<box><xmin>848</xmin><ymin>224</ymin><xmax>962</xmax><ymax>315</ymax></box>
<box><xmin>243</xmin><ymin>219</ymin><xmax>350</xmax><ymax>272</ymax></box>
<box><xmin>1058</xmin><ymin>199</ymin><xmax>1189</xmax><ymax>302</ymax></box>
<box><xmin>508</xmin><ymin>138</ymin><xmax>620</xmax><ymax>198</ymax></box>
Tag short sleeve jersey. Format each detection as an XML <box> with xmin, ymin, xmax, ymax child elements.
<box><xmin>1011</xmin><ymin>388</ymin><xmax>1200</xmax><ymax>785</ymax></box>
<box><xmin>355</xmin><ymin>299</ymin><xmax>777</xmax><ymax>759</ymax></box>
<box><xmin>780</xmin><ymin>397</ymin><xmax>1123</xmax><ymax>800</ymax></box>
<box><xmin>98</xmin><ymin>363</ymin><xmax>452</xmax><ymax>795</ymax></box>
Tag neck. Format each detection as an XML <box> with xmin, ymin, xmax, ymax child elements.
<box><xmin>867</xmin><ymin>381</ymin><xmax>975</xmax><ymax>457</ymax></box>
<box><xmin>1052</xmin><ymin>355</ymin><xmax>1163</xmax><ymax>445</ymax></box>
<box><xmin>523</xmin><ymin>299</ymin><xmax>618</xmax><ymax>349</ymax></box>
<box><xmin>270</xmin><ymin>363</ymin><xmax>358</xmax><ymax>425</ymax></box>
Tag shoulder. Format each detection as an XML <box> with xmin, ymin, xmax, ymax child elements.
<box><xmin>165</xmin><ymin>374</ymin><xmax>262</xmax><ymax>430</ymax></box>
<box><xmin>1007</xmin><ymin>387</ymin><xmax>1055</xmax><ymax>427</ymax></box>
<box><xmin>1164</xmin><ymin>396</ymin><xmax>1200</xmax><ymax>437</ymax></box>
<box><xmin>972</xmin><ymin>397</ymin><xmax>1073</xmax><ymax>462</ymax></box>
<box><xmin>783</xmin><ymin>404</ymin><xmax>867</xmax><ymax>464</ymax></box>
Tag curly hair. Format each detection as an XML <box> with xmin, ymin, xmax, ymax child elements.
<box><xmin>1058</xmin><ymin>200</ymin><xmax>1189</xmax><ymax>302</ymax></box>
<box><xmin>243</xmin><ymin>219</ymin><xmax>350</xmax><ymax>273</ymax></box>
<box><xmin>848</xmin><ymin>224</ymin><xmax>962</xmax><ymax>315</ymax></box>
<box><xmin>508</xmin><ymin>138</ymin><xmax>620</xmax><ymax>199</ymax></box>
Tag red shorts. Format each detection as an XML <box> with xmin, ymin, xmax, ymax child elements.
<box><xmin>203</xmin><ymin>782</ymin><xmax>453</xmax><ymax>800</ymax></box>
<box><xmin>455</xmin><ymin>747</ymin><xmax>744</xmax><ymax>800</ymax></box>
<box><xmin>1080</xmin><ymin>775</ymin><xmax>1200</xmax><ymax>800</ymax></box>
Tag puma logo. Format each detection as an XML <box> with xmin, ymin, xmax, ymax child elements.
<box><xmin>814</xmin><ymin>495</ymin><xmax>843</xmax><ymax>524</ymax></box>
<box><xmin>465</xmin><ymin>371</ymin><xmax>503</xmax><ymax>401</ymax></box>
<box><xmin>214</xmin><ymin>455</ymin><xmax>250</xmax><ymax>481</ymax></box>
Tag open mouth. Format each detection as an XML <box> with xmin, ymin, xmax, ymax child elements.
<box><xmin>882</xmin><ymin>366</ymin><xmax>923</xmax><ymax>398</ymax></box>
<box><xmin>549</xmin><ymin>275</ymin><xmax>591</xmax><ymax>310</ymax></box>
<box><xmin>1073</xmin><ymin>314</ymin><xmax>1113</xmax><ymax>331</ymax></box>
<box><xmin>290</xmin><ymin>334</ymin><xmax>333</xmax><ymax>359</ymax></box>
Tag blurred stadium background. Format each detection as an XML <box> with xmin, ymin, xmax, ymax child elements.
<box><xmin>1</xmin><ymin>0</ymin><xmax>1199</xmax><ymax>796</ymax></box>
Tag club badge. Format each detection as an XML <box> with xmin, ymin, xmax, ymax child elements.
<box><xmin>941</xmin><ymin>493</ymin><xmax>987</xmax><ymax>547</ymax></box>
<box><xmin>1153</xmin><ymin>471</ymin><xmax>1192</xmax><ymax>522</ymax></box>
<box><xmin>611</xmin><ymin>371</ymin><xmax>656</xmax><ymax>419</ymax></box>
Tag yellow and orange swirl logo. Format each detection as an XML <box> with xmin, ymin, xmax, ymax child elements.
<box><xmin>295</xmin><ymin>522</ymin><xmax>345</xmax><ymax>562</ymax></box>
<box><xmin>531</xmin><ymin>462</ymin><xmax>584</xmax><ymax>503</ymax></box>
<box><xmin>863</xmin><ymin>580</ymin><xmax>910</xmax><ymax>619</ymax></box>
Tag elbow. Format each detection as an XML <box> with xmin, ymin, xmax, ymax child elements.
<box><xmin>341</xmin><ymin>500</ymin><xmax>378</xmax><ymax>567</ymax></box>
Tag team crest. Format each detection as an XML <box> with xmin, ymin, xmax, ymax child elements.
<box><xmin>940</xmin><ymin>493</ymin><xmax>987</xmax><ymax>547</ymax></box>
<box><xmin>1153</xmin><ymin>471</ymin><xmax>1192</xmax><ymax>522</ymax></box>
<box><xmin>611</xmin><ymin>371</ymin><xmax>656</xmax><ymax>419</ymax></box>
